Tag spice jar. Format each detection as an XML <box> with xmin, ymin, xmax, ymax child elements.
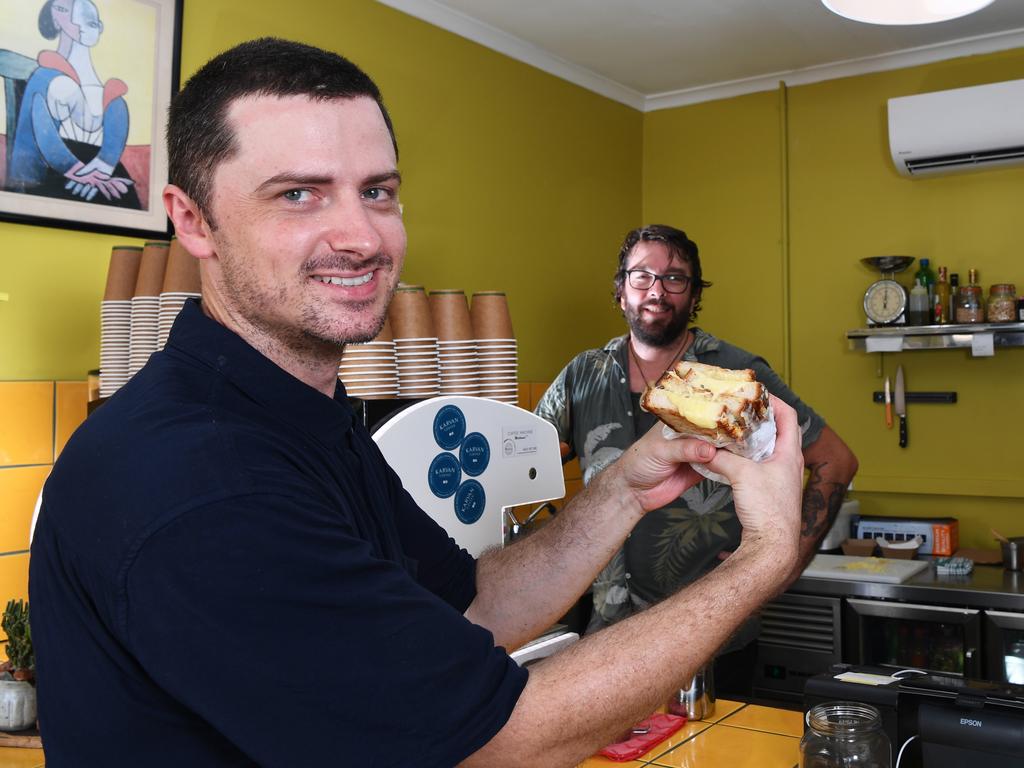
<box><xmin>955</xmin><ymin>285</ymin><xmax>984</xmax><ymax>324</ymax></box>
<box><xmin>987</xmin><ymin>284</ymin><xmax>1017</xmax><ymax>323</ymax></box>
<box><xmin>800</xmin><ymin>702</ymin><xmax>891</xmax><ymax>767</ymax></box>
<box><xmin>1018</xmin><ymin>296</ymin><xmax>1024</xmax><ymax>322</ymax></box>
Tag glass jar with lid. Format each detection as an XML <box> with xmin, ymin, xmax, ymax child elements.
<box><xmin>955</xmin><ymin>285</ymin><xmax>984</xmax><ymax>324</ymax></box>
<box><xmin>800</xmin><ymin>701</ymin><xmax>891</xmax><ymax>767</ymax></box>
<box><xmin>987</xmin><ymin>283</ymin><xmax>1017</xmax><ymax>323</ymax></box>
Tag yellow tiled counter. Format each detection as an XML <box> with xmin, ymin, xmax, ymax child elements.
<box><xmin>0</xmin><ymin>744</ymin><xmax>45</xmax><ymax>767</ymax></box>
<box><xmin>578</xmin><ymin>700</ymin><xmax>803</xmax><ymax>768</ymax></box>
<box><xmin>1</xmin><ymin>700</ymin><xmax>802</xmax><ymax>766</ymax></box>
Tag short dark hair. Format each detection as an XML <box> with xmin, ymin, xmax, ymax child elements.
<box><xmin>167</xmin><ymin>37</ymin><xmax>398</xmax><ymax>222</ymax></box>
<box><xmin>38</xmin><ymin>0</ymin><xmax>59</xmax><ymax>39</ymax></box>
<box><xmin>613</xmin><ymin>224</ymin><xmax>711</xmax><ymax>321</ymax></box>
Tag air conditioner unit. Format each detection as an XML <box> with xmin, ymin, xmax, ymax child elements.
<box><xmin>887</xmin><ymin>78</ymin><xmax>1024</xmax><ymax>178</ymax></box>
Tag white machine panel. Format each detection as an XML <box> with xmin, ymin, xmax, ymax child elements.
<box><xmin>372</xmin><ymin>396</ymin><xmax>565</xmax><ymax>557</ymax></box>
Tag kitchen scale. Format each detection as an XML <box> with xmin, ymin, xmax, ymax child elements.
<box><xmin>861</xmin><ymin>255</ymin><xmax>915</xmax><ymax>326</ymax></box>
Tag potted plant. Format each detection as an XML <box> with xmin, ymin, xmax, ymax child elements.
<box><xmin>0</xmin><ymin>599</ymin><xmax>36</xmax><ymax>731</ymax></box>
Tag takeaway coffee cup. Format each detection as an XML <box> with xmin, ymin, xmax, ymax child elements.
<box><xmin>429</xmin><ymin>289</ymin><xmax>473</xmax><ymax>341</ymax></box>
<box><xmin>389</xmin><ymin>285</ymin><xmax>435</xmax><ymax>339</ymax></box>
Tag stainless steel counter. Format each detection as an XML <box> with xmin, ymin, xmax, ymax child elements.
<box><xmin>791</xmin><ymin>564</ymin><xmax>1024</xmax><ymax>611</ymax></box>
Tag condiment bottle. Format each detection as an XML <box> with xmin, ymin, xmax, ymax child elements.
<box><xmin>908</xmin><ymin>279</ymin><xmax>930</xmax><ymax>326</ymax></box>
<box><xmin>934</xmin><ymin>266</ymin><xmax>950</xmax><ymax>324</ymax></box>
<box><xmin>914</xmin><ymin>258</ymin><xmax>937</xmax><ymax>308</ymax></box>
<box><xmin>1018</xmin><ymin>296</ymin><xmax>1024</xmax><ymax>322</ymax></box>
<box><xmin>949</xmin><ymin>273</ymin><xmax>960</xmax><ymax>324</ymax></box>
<box><xmin>987</xmin><ymin>284</ymin><xmax>1017</xmax><ymax>323</ymax></box>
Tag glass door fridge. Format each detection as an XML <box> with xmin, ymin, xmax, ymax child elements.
<box><xmin>984</xmin><ymin>609</ymin><xmax>1024</xmax><ymax>684</ymax></box>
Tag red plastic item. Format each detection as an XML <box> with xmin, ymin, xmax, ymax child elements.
<box><xmin>597</xmin><ymin>712</ymin><xmax>688</xmax><ymax>761</ymax></box>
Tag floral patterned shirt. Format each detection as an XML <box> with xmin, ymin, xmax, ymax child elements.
<box><xmin>535</xmin><ymin>330</ymin><xmax>824</xmax><ymax>643</ymax></box>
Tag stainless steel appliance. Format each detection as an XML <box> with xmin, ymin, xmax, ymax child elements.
<box><xmin>844</xmin><ymin>598</ymin><xmax>983</xmax><ymax>678</ymax></box>
<box><xmin>754</xmin><ymin>593</ymin><xmax>843</xmax><ymax>702</ymax></box>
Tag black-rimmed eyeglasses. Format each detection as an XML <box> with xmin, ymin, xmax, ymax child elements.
<box><xmin>625</xmin><ymin>269</ymin><xmax>691</xmax><ymax>294</ymax></box>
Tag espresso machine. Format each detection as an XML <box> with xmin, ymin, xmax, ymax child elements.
<box><xmin>370</xmin><ymin>395</ymin><xmax>579</xmax><ymax>665</ymax></box>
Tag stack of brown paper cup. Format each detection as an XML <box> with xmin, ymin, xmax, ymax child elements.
<box><xmin>99</xmin><ymin>245</ymin><xmax>143</xmax><ymax>398</ymax></box>
<box><xmin>429</xmin><ymin>290</ymin><xmax>473</xmax><ymax>342</ymax></box>
<box><xmin>338</xmin><ymin>317</ymin><xmax>398</xmax><ymax>399</ymax></box>
<box><xmin>158</xmin><ymin>238</ymin><xmax>202</xmax><ymax>350</ymax></box>
<box><xmin>470</xmin><ymin>291</ymin><xmax>514</xmax><ymax>339</ymax></box>
<box><xmin>390</xmin><ymin>285</ymin><xmax>439</xmax><ymax>399</ymax></box>
<box><xmin>471</xmin><ymin>291</ymin><xmax>517</xmax><ymax>405</ymax></box>
<box><xmin>388</xmin><ymin>284</ymin><xmax>435</xmax><ymax>339</ymax></box>
<box><xmin>128</xmin><ymin>241</ymin><xmax>169</xmax><ymax>376</ymax></box>
<box><xmin>430</xmin><ymin>289</ymin><xmax>479</xmax><ymax>396</ymax></box>
<box><xmin>395</xmin><ymin>337</ymin><xmax>440</xmax><ymax>398</ymax></box>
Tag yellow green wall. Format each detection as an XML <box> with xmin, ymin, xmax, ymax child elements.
<box><xmin>3</xmin><ymin>1</ymin><xmax>1023</xmax><ymax>549</ymax></box>
<box><xmin>643</xmin><ymin>90</ymin><xmax>788</xmax><ymax>373</ymax></box>
<box><xmin>0</xmin><ymin>0</ymin><xmax>640</xmax><ymax>381</ymax></box>
<box><xmin>643</xmin><ymin>48</ymin><xmax>1024</xmax><ymax>548</ymax></box>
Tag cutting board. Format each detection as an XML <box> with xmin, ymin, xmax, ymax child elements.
<box><xmin>0</xmin><ymin>728</ymin><xmax>42</xmax><ymax>748</ymax></box>
<box><xmin>802</xmin><ymin>554</ymin><xmax>930</xmax><ymax>584</ymax></box>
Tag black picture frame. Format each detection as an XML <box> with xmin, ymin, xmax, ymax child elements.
<box><xmin>0</xmin><ymin>0</ymin><xmax>183</xmax><ymax>239</ymax></box>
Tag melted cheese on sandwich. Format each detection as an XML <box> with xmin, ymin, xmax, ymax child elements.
<box><xmin>661</xmin><ymin>390</ymin><xmax>726</xmax><ymax>429</ymax></box>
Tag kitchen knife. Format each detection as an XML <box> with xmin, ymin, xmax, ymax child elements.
<box><xmin>894</xmin><ymin>366</ymin><xmax>907</xmax><ymax>448</ymax></box>
<box><xmin>884</xmin><ymin>377</ymin><xmax>892</xmax><ymax>429</ymax></box>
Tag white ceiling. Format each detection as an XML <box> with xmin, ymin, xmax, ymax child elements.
<box><xmin>376</xmin><ymin>0</ymin><xmax>1024</xmax><ymax>110</ymax></box>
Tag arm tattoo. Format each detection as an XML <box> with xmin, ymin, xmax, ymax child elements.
<box><xmin>800</xmin><ymin>462</ymin><xmax>847</xmax><ymax>543</ymax></box>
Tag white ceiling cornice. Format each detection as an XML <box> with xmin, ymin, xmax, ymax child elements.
<box><xmin>645</xmin><ymin>26</ymin><xmax>1024</xmax><ymax>111</ymax></box>
<box><xmin>377</xmin><ymin>0</ymin><xmax>1024</xmax><ymax>112</ymax></box>
<box><xmin>376</xmin><ymin>0</ymin><xmax>647</xmax><ymax>110</ymax></box>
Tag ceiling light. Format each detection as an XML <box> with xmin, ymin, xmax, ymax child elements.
<box><xmin>822</xmin><ymin>0</ymin><xmax>996</xmax><ymax>25</ymax></box>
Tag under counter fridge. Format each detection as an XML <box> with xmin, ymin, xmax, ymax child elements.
<box><xmin>844</xmin><ymin>598</ymin><xmax>983</xmax><ymax>678</ymax></box>
<box><xmin>985</xmin><ymin>610</ymin><xmax>1024</xmax><ymax>684</ymax></box>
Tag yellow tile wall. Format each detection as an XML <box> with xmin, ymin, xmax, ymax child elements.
<box><xmin>0</xmin><ymin>381</ymin><xmax>88</xmax><ymax>642</ymax></box>
<box><xmin>0</xmin><ymin>382</ymin><xmax>53</xmax><ymax>466</ymax></box>
<box><xmin>55</xmin><ymin>382</ymin><xmax>88</xmax><ymax>458</ymax></box>
<box><xmin>0</xmin><ymin>467</ymin><xmax>50</xmax><ymax>554</ymax></box>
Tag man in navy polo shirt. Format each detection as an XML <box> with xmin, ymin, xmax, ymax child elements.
<box><xmin>30</xmin><ymin>38</ymin><xmax>806</xmax><ymax>767</ymax></box>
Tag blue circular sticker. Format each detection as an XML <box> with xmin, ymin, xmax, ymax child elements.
<box><xmin>427</xmin><ymin>452</ymin><xmax>462</xmax><ymax>499</ymax></box>
<box><xmin>459</xmin><ymin>432</ymin><xmax>490</xmax><ymax>477</ymax></box>
<box><xmin>433</xmin><ymin>405</ymin><xmax>466</xmax><ymax>450</ymax></box>
<box><xmin>454</xmin><ymin>480</ymin><xmax>486</xmax><ymax>524</ymax></box>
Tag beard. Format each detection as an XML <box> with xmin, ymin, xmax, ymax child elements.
<box><xmin>624</xmin><ymin>298</ymin><xmax>690</xmax><ymax>347</ymax></box>
<box><xmin>217</xmin><ymin>245</ymin><xmax>398</xmax><ymax>356</ymax></box>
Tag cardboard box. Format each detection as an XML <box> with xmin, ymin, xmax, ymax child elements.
<box><xmin>852</xmin><ymin>516</ymin><xmax>959</xmax><ymax>556</ymax></box>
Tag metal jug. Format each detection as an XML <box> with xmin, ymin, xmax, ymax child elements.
<box><xmin>668</xmin><ymin>663</ymin><xmax>716</xmax><ymax>720</ymax></box>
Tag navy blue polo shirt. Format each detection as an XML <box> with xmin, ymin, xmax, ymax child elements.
<box><xmin>30</xmin><ymin>300</ymin><xmax>527</xmax><ymax>767</ymax></box>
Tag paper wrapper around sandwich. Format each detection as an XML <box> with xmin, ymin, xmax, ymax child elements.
<box><xmin>641</xmin><ymin>360</ymin><xmax>777</xmax><ymax>486</ymax></box>
<box><xmin>661</xmin><ymin>404</ymin><xmax>776</xmax><ymax>486</ymax></box>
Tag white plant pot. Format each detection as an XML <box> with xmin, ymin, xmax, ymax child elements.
<box><xmin>0</xmin><ymin>679</ymin><xmax>37</xmax><ymax>731</ymax></box>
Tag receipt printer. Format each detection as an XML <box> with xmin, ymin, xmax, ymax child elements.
<box><xmin>805</xmin><ymin>667</ymin><xmax>1024</xmax><ymax>768</ymax></box>
<box><xmin>903</xmin><ymin>674</ymin><xmax>1024</xmax><ymax>768</ymax></box>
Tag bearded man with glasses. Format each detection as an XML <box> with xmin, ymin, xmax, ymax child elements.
<box><xmin>535</xmin><ymin>224</ymin><xmax>858</xmax><ymax>697</ymax></box>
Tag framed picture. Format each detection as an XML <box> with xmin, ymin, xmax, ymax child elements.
<box><xmin>0</xmin><ymin>0</ymin><xmax>183</xmax><ymax>239</ymax></box>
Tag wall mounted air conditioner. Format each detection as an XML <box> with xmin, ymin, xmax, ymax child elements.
<box><xmin>887</xmin><ymin>78</ymin><xmax>1024</xmax><ymax>178</ymax></box>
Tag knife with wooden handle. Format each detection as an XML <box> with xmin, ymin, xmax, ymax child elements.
<box><xmin>895</xmin><ymin>366</ymin><xmax>907</xmax><ymax>448</ymax></box>
<box><xmin>884</xmin><ymin>377</ymin><xmax>892</xmax><ymax>429</ymax></box>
